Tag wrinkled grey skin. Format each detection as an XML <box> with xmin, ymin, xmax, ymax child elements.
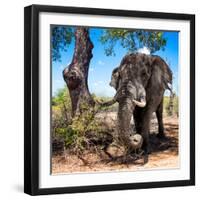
<box><xmin>107</xmin><ymin>53</ymin><xmax>173</xmax><ymax>163</ymax></box>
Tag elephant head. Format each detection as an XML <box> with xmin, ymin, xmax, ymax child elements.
<box><xmin>110</xmin><ymin>54</ymin><xmax>153</xmax><ymax>105</ymax></box>
<box><xmin>107</xmin><ymin>53</ymin><xmax>172</xmax><ymax>153</ymax></box>
<box><xmin>110</xmin><ymin>53</ymin><xmax>172</xmax><ymax>104</ymax></box>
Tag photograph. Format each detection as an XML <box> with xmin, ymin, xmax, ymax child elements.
<box><xmin>51</xmin><ymin>26</ymin><xmax>179</xmax><ymax>174</ymax></box>
<box><xmin>24</xmin><ymin>5</ymin><xmax>195</xmax><ymax>195</ymax></box>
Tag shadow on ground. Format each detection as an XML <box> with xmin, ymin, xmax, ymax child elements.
<box><xmin>52</xmin><ymin>116</ymin><xmax>179</xmax><ymax>173</ymax></box>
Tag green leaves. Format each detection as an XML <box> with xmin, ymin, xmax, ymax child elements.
<box><xmin>100</xmin><ymin>29</ymin><xmax>167</xmax><ymax>56</ymax></box>
<box><xmin>52</xmin><ymin>87</ymin><xmax>71</xmax><ymax>108</ymax></box>
<box><xmin>52</xmin><ymin>87</ymin><xmax>72</xmax><ymax>138</ymax></box>
<box><xmin>52</xmin><ymin>91</ymin><xmax>102</xmax><ymax>152</ymax></box>
<box><xmin>51</xmin><ymin>26</ymin><xmax>167</xmax><ymax>62</ymax></box>
<box><xmin>51</xmin><ymin>26</ymin><xmax>74</xmax><ymax>62</ymax></box>
<box><xmin>163</xmin><ymin>94</ymin><xmax>179</xmax><ymax>116</ymax></box>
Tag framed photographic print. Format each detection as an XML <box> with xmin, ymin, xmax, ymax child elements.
<box><xmin>24</xmin><ymin>4</ymin><xmax>195</xmax><ymax>195</ymax></box>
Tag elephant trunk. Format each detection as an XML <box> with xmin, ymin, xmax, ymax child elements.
<box><xmin>117</xmin><ymin>98</ymin><xmax>142</xmax><ymax>151</ymax></box>
<box><xmin>96</xmin><ymin>83</ymin><xmax>145</xmax><ymax>151</ymax></box>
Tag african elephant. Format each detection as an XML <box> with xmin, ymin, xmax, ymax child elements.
<box><xmin>103</xmin><ymin>53</ymin><xmax>172</xmax><ymax>163</ymax></box>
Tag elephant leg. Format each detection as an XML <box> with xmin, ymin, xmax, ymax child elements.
<box><xmin>133</xmin><ymin>107</ymin><xmax>143</xmax><ymax>134</ymax></box>
<box><xmin>156</xmin><ymin>99</ymin><xmax>165</xmax><ymax>138</ymax></box>
<box><xmin>140</xmin><ymin>110</ymin><xmax>152</xmax><ymax>164</ymax></box>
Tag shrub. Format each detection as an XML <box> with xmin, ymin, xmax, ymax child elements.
<box><xmin>52</xmin><ymin>88</ymin><xmax>116</xmax><ymax>155</ymax></box>
<box><xmin>52</xmin><ymin>87</ymin><xmax>72</xmax><ymax>136</ymax></box>
<box><xmin>163</xmin><ymin>94</ymin><xmax>179</xmax><ymax>116</ymax></box>
<box><xmin>173</xmin><ymin>95</ymin><xmax>179</xmax><ymax>117</ymax></box>
<box><xmin>54</xmin><ymin>100</ymin><xmax>103</xmax><ymax>154</ymax></box>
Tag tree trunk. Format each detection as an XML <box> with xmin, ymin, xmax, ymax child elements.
<box><xmin>63</xmin><ymin>27</ymin><xmax>95</xmax><ymax>117</ymax></box>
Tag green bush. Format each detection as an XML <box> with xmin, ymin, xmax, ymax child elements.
<box><xmin>52</xmin><ymin>87</ymin><xmax>72</xmax><ymax>136</ymax></box>
<box><xmin>53</xmin><ymin>97</ymin><xmax>102</xmax><ymax>153</ymax></box>
<box><xmin>173</xmin><ymin>95</ymin><xmax>179</xmax><ymax>117</ymax></box>
<box><xmin>163</xmin><ymin>94</ymin><xmax>179</xmax><ymax>116</ymax></box>
<box><xmin>52</xmin><ymin>88</ymin><xmax>117</xmax><ymax>155</ymax></box>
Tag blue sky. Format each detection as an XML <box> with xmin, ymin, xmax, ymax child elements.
<box><xmin>52</xmin><ymin>28</ymin><xmax>179</xmax><ymax>97</ymax></box>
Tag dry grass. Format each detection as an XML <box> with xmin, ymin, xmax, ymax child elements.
<box><xmin>52</xmin><ymin>115</ymin><xmax>179</xmax><ymax>174</ymax></box>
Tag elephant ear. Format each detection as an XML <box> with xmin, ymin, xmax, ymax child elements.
<box><xmin>149</xmin><ymin>56</ymin><xmax>173</xmax><ymax>91</ymax></box>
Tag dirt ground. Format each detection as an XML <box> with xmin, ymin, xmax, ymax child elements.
<box><xmin>52</xmin><ymin>115</ymin><xmax>179</xmax><ymax>174</ymax></box>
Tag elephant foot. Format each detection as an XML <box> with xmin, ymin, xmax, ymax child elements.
<box><xmin>156</xmin><ymin>133</ymin><xmax>166</xmax><ymax>139</ymax></box>
<box><xmin>157</xmin><ymin>133</ymin><xmax>166</xmax><ymax>139</ymax></box>
<box><xmin>157</xmin><ymin>128</ymin><xmax>165</xmax><ymax>139</ymax></box>
<box><xmin>141</xmin><ymin>144</ymin><xmax>150</xmax><ymax>164</ymax></box>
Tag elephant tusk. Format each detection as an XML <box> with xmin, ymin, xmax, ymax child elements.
<box><xmin>132</xmin><ymin>98</ymin><xmax>146</xmax><ymax>107</ymax></box>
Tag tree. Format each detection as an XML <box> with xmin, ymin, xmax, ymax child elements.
<box><xmin>100</xmin><ymin>29</ymin><xmax>167</xmax><ymax>56</ymax></box>
<box><xmin>62</xmin><ymin>27</ymin><xmax>95</xmax><ymax>117</ymax></box>
<box><xmin>52</xmin><ymin>27</ymin><xmax>167</xmax><ymax>117</ymax></box>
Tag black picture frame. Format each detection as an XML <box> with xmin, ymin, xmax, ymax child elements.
<box><xmin>24</xmin><ymin>4</ymin><xmax>195</xmax><ymax>196</ymax></box>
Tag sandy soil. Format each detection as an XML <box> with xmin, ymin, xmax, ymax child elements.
<box><xmin>52</xmin><ymin>115</ymin><xmax>179</xmax><ymax>174</ymax></box>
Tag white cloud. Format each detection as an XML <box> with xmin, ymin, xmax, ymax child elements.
<box><xmin>98</xmin><ymin>60</ymin><xmax>105</xmax><ymax>65</ymax></box>
<box><xmin>137</xmin><ymin>46</ymin><xmax>150</xmax><ymax>55</ymax></box>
